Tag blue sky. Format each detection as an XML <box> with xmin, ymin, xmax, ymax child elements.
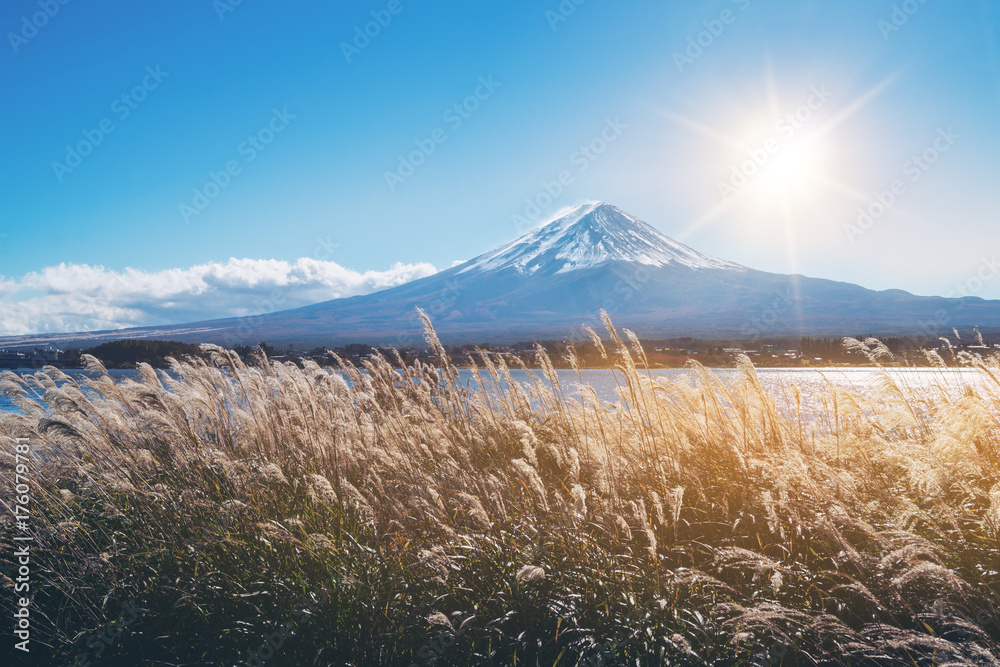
<box><xmin>2</xmin><ymin>0</ymin><xmax>1000</xmax><ymax>334</ymax></box>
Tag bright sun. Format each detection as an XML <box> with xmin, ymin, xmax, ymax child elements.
<box><xmin>755</xmin><ymin>132</ymin><xmax>828</xmax><ymax>199</ymax></box>
<box><xmin>663</xmin><ymin>71</ymin><xmax>899</xmax><ymax>243</ymax></box>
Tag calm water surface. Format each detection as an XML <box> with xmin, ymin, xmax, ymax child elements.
<box><xmin>0</xmin><ymin>366</ymin><xmax>990</xmax><ymax>415</ymax></box>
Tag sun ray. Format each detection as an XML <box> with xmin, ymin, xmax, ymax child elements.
<box><xmin>778</xmin><ymin>192</ymin><xmax>806</xmax><ymax>335</ymax></box>
<box><xmin>675</xmin><ymin>197</ymin><xmax>740</xmax><ymax>241</ymax></box>
<box><xmin>657</xmin><ymin>110</ymin><xmax>746</xmax><ymax>150</ymax></box>
<box><xmin>808</xmin><ymin>173</ymin><xmax>878</xmax><ymax>205</ymax></box>
<box><xmin>815</xmin><ymin>70</ymin><xmax>903</xmax><ymax>139</ymax></box>
<box><xmin>763</xmin><ymin>54</ymin><xmax>782</xmax><ymax>120</ymax></box>
<box><xmin>668</xmin><ymin>66</ymin><xmax>906</xmax><ymax>259</ymax></box>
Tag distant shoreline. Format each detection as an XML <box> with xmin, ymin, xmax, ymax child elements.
<box><xmin>3</xmin><ymin>332</ymin><xmax>993</xmax><ymax>371</ymax></box>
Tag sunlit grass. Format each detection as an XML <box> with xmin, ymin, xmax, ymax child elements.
<box><xmin>1</xmin><ymin>311</ymin><xmax>998</xmax><ymax>665</ymax></box>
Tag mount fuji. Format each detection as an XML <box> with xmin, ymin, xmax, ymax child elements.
<box><xmin>457</xmin><ymin>202</ymin><xmax>741</xmax><ymax>276</ymax></box>
<box><xmin>4</xmin><ymin>202</ymin><xmax>1000</xmax><ymax>348</ymax></box>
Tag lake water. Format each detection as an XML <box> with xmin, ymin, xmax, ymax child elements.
<box><xmin>0</xmin><ymin>366</ymin><xmax>990</xmax><ymax>416</ymax></box>
<box><xmin>0</xmin><ymin>369</ymin><xmax>139</xmax><ymax>415</ymax></box>
<box><xmin>461</xmin><ymin>367</ymin><xmax>991</xmax><ymax>418</ymax></box>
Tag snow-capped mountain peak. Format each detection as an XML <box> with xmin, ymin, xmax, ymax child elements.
<box><xmin>457</xmin><ymin>202</ymin><xmax>742</xmax><ymax>276</ymax></box>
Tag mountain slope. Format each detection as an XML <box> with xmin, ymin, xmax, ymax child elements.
<box><xmin>3</xmin><ymin>202</ymin><xmax>999</xmax><ymax>348</ymax></box>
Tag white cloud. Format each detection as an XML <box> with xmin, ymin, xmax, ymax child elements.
<box><xmin>0</xmin><ymin>257</ymin><xmax>439</xmax><ymax>336</ymax></box>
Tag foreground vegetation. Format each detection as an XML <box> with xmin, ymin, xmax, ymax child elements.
<box><xmin>1</xmin><ymin>313</ymin><xmax>999</xmax><ymax>665</ymax></box>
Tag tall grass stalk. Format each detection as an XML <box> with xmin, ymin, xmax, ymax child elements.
<box><xmin>1</xmin><ymin>315</ymin><xmax>999</xmax><ymax>665</ymax></box>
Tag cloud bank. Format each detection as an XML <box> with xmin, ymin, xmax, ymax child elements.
<box><xmin>0</xmin><ymin>257</ymin><xmax>439</xmax><ymax>336</ymax></box>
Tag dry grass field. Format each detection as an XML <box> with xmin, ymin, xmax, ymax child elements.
<box><xmin>2</xmin><ymin>313</ymin><xmax>999</xmax><ymax>665</ymax></box>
